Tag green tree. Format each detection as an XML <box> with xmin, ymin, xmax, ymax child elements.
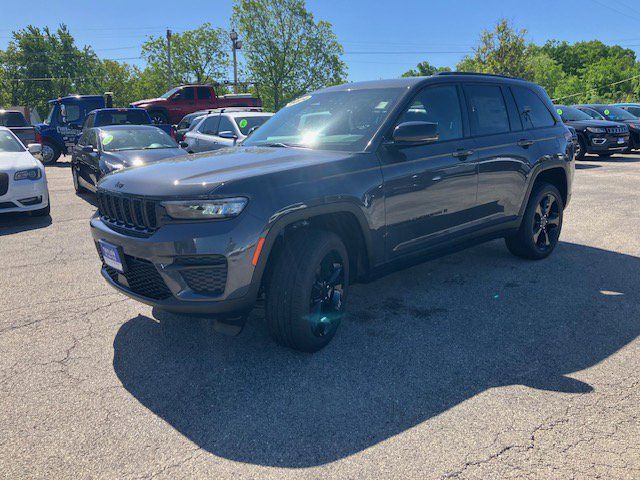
<box><xmin>0</xmin><ymin>25</ymin><xmax>102</xmax><ymax>113</ymax></box>
<box><xmin>141</xmin><ymin>23</ymin><xmax>230</xmax><ymax>88</ymax></box>
<box><xmin>233</xmin><ymin>0</ymin><xmax>347</xmax><ymax>110</ymax></box>
<box><xmin>402</xmin><ymin>61</ymin><xmax>450</xmax><ymax>77</ymax></box>
<box><xmin>456</xmin><ymin>19</ymin><xmax>531</xmax><ymax>78</ymax></box>
<box><xmin>526</xmin><ymin>52</ymin><xmax>565</xmax><ymax>98</ymax></box>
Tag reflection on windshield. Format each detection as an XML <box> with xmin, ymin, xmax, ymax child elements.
<box><xmin>243</xmin><ymin>88</ymin><xmax>404</xmax><ymax>152</ymax></box>
<box><xmin>557</xmin><ymin>106</ymin><xmax>592</xmax><ymax>122</ymax></box>
<box><xmin>100</xmin><ymin>129</ymin><xmax>177</xmax><ymax>152</ymax></box>
<box><xmin>0</xmin><ymin>131</ymin><xmax>26</xmax><ymax>153</ymax></box>
<box><xmin>595</xmin><ymin>106</ymin><xmax>637</xmax><ymax>121</ymax></box>
<box><xmin>160</xmin><ymin>87</ymin><xmax>180</xmax><ymax>99</ymax></box>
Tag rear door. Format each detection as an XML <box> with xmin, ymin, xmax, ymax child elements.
<box><xmin>196</xmin><ymin>87</ymin><xmax>213</xmax><ymax>110</ymax></box>
<box><xmin>463</xmin><ymin>83</ymin><xmax>537</xmax><ymax>224</ymax></box>
<box><xmin>189</xmin><ymin>115</ymin><xmax>220</xmax><ymax>152</ymax></box>
<box><xmin>380</xmin><ymin>83</ymin><xmax>480</xmax><ymax>259</ymax></box>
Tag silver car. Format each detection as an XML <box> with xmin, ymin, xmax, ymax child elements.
<box><xmin>182</xmin><ymin>111</ymin><xmax>273</xmax><ymax>153</ymax></box>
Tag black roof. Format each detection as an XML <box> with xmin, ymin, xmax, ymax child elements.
<box><xmin>316</xmin><ymin>72</ymin><xmax>535</xmax><ymax>94</ymax></box>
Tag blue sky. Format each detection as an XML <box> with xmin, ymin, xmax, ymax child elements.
<box><xmin>2</xmin><ymin>0</ymin><xmax>640</xmax><ymax>82</ymax></box>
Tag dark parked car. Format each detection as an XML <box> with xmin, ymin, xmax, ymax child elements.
<box><xmin>82</xmin><ymin>108</ymin><xmax>175</xmax><ymax>138</ymax></box>
<box><xmin>91</xmin><ymin>73</ymin><xmax>574</xmax><ymax>352</ymax></box>
<box><xmin>574</xmin><ymin>104</ymin><xmax>640</xmax><ymax>150</ymax></box>
<box><xmin>0</xmin><ymin>109</ymin><xmax>37</xmax><ymax>147</ymax></box>
<box><xmin>555</xmin><ymin>105</ymin><xmax>629</xmax><ymax>159</ymax></box>
<box><xmin>71</xmin><ymin>125</ymin><xmax>185</xmax><ymax>194</ymax></box>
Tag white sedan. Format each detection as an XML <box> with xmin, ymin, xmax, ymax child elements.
<box><xmin>0</xmin><ymin>127</ymin><xmax>49</xmax><ymax>217</ymax></box>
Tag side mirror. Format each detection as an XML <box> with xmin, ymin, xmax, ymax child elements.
<box><xmin>218</xmin><ymin>130</ymin><xmax>238</xmax><ymax>140</ymax></box>
<box><xmin>392</xmin><ymin>121</ymin><xmax>439</xmax><ymax>144</ymax></box>
<box><xmin>27</xmin><ymin>143</ymin><xmax>42</xmax><ymax>155</ymax></box>
<box><xmin>179</xmin><ymin>141</ymin><xmax>188</xmax><ymax>149</ymax></box>
<box><xmin>82</xmin><ymin>145</ymin><xmax>94</xmax><ymax>153</ymax></box>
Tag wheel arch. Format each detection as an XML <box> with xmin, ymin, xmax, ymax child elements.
<box><xmin>252</xmin><ymin>203</ymin><xmax>375</xmax><ymax>291</ymax></box>
<box><xmin>520</xmin><ymin>165</ymin><xmax>569</xmax><ymax>217</ymax></box>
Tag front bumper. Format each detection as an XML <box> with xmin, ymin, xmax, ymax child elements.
<box><xmin>90</xmin><ymin>212</ymin><xmax>265</xmax><ymax>316</ymax></box>
<box><xmin>0</xmin><ymin>176</ymin><xmax>49</xmax><ymax>213</ymax></box>
<box><xmin>585</xmin><ymin>133</ymin><xmax>629</xmax><ymax>153</ymax></box>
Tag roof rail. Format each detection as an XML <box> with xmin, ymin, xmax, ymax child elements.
<box><xmin>435</xmin><ymin>71</ymin><xmax>526</xmax><ymax>81</ymax></box>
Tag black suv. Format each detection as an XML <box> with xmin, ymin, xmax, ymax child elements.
<box><xmin>91</xmin><ymin>73</ymin><xmax>574</xmax><ymax>352</ymax></box>
<box><xmin>574</xmin><ymin>104</ymin><xmax>640</xmax><ymax>151</ymax></box>
<box><xmin>555</xmin><ymin>105</ymin><xmax>629</xmax><ymax>159</ymax></box>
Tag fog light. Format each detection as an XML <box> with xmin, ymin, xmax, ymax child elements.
<box><xmin>19</xmin><ymin>196</ymin><xmax>42</xmax><ymax>206</ymax></box>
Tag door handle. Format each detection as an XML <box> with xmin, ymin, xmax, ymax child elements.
<box><xmin>518</xmin><ymin>139</ymin><xmax>535</xmax><ymax>148</ymax></box>
<box><xmin>452</xmin><ymin>149</ymin><xmax>475</xmax><ymax>159</ymax></box>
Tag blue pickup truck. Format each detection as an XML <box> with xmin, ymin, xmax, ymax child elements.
<box><xmin>36</xmin><ymin>95</ymin><xmax>174</xmax><ymax>164</ymax></box>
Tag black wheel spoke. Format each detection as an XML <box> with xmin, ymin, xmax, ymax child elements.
<box><xmin>326</xmin><ymin>265</ymin><xmax>343</xmax><ymax>287</ymax></box>
<box><xmin>547</xmin><ymin>215</ymin><xmax>560</xmax><ymax>227</ymax></box>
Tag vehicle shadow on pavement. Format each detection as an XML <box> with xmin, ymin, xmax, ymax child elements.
<box><xmin>112</xmin><ymin>240</ymin><xmax>640</xmax><ymax>467</ymax></box>
<box><xmin>0</xmin><ymin>213</ymin><xmax>51</xmax><ymax>235</ymax></box>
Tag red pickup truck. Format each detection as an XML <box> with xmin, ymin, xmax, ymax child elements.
<box><xmin>130</xmin><ymin>85</ymin><xmax>262</xmax><ymax>125</ymax></box>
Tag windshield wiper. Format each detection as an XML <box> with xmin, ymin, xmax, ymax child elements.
<box><xmin>263</xmin><ymin>142</ymin><xmax>291</xmax><ymax>148</ymax></box>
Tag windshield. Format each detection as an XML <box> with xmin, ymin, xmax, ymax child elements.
<box><xmin>234</xmin><ymin>115</ymin><xmax>272</xmax><ymax>136</ymax></box>
<box><xmin>99</xmin><ymin>128</ymin><xmax>178</xmax><ymax>152</ymax></box>
<box><xmin>593</xmin><ymin>105</ymin><xmax>637</xmax><ymax>121</ymax></box>
<box><xmin>556</xmin><ymin>106</ymin><xmax>592</xmax><ymax>122</ymax></box>
<box><xmin>44</xmin><ymin>104</ymin><xmax>57</xmax><ymax>125</ymax></box>
<box><xmin>578</xmin><ymin>107</ymin><xmax>605</xmax><ymax>120</ymax></box>
<box><xmin>160</xmin><ymin>87</ymin><xmax>180</xmax><ymax>99</ymax></box>
<box><xmin>0</xmin><ymin>130</ymin><xmax>25</xmax><ymax>153</ymax></box>
<box><xmin>243</xmin><ymin>88</ymin><xmax>404</xmax><ymax>151</ymax></box>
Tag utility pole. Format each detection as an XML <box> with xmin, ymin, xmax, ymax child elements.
<box><xmin>230</xmin><ymin>30</ymin><xmax>242</xmax><ymax>94</ymax></box>
<box><xmin>166</xmin><ymin>29</ymin><xmax>173</xmax><ymax>90</ymax></box>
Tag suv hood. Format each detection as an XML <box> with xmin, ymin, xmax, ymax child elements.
<box><xmin>98</xmin><ymin>146</ymin><xmax>353</xmax><ymax>197</ymax></box>
<box><xmin>564</xmin><ymin>119</ymin><xmax>626</xmax><ymax>129</ymax></box>
<box><xmin>103</xmin><ymin>148</ymin><xmax>185</xmax><ymax>168</ymax></box>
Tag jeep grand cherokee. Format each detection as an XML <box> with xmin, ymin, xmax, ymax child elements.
<box><xmin>91</xmin><ymin>73</ymin><xmax>574</xmax><ymax>352</ymax></box>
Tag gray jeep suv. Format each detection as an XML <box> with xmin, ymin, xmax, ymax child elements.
<box><xmin>91</xmin><ymin>73</ymin><xmax>574</xmax><ymax>352</ymax></box>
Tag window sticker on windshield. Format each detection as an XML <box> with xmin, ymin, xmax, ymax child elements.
<box><xmin>286</xmin><ymin>95</ymin><xmax>311</xmax><ymax>108</ymax></box>
<box><xmin>604</xmin><ymin>109</ymin><xmax>610</xmax><ymax>115</ymax></box>
<box><xmin>375</xmin><ymin>101</ymin><xmax>389</xmax><ymax>110</ymax></box>
<box><xmin>556</xmin><ymin>108</ymin><xmax>563</xmax><ymax>115</ymax></box>
<box><xmin>239</xmin><ymin>118</ymin><xmax>248</xmax><ymax>129</ymax></box>
<box><xmin>102</xmin><ymin>134</ymin><xmax>114</xmax><ymax>145</ymax></box>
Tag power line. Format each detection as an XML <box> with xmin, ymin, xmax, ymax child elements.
<box><xmin>552</xmin><ymin>73</ymin><xmax>640</xmax><ymax>102</ymax></box>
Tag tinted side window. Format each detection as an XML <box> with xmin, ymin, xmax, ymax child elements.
<box><xmin>626</xmin><ymin>106</ymin><xmax>640</xmax><ymax>117</ymax></box>
<box><xmin>88</xmin><ymin>131</ymin><xmax>98</xmax><ymax>149</ymax></box>
<box><xmin>511</xmin><ymin>86</ymin><xmax>555</xmax><ymax>129</ymax></box>
<box><xmin>396</xmin><ymin>84</ymin><xmax>463</xmax><ymax>142</ymax></box>
<box><xmin>197</xmin><ymin>87</ymin><xmax>212</xmax><ymax>100</ymax></box>
<box><xmin>464</xmin><ymin>84</ymin><xmax>510</xmax><ymax>136</ymax></box>
<box><xmin>175</xmin><ymin>88</ymin><xmax>195</xmax><ymax>100</ymax></box>
<box><xmin>200</xmin><ymin>116</ymin><xmax>219</xmax><ymax>134</ymax></box>
<box><xmin>218</xmin><ymin>117</ymin><xmax>235</xmax><ymax>134</ymax></box>
<box><xmin>78</xmin><ymin>131</ymin><xmax>90</xmax><ymax>146</ymax></box>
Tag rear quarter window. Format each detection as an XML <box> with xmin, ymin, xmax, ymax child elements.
<box><xmin>511</xmin><ymin>86</ymin><xmax>555</xmax><ymax>129</ymax></box>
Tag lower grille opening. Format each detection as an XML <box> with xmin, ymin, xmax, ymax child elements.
<box><xmin>96</xmin><ymin>244</ymin><xmax>172</xmax><ymax>300</ymax></box>
<box><xmin>175</xmin><ymin>255</ymin><xmax>228</xmax><ymax>295</ymax></box>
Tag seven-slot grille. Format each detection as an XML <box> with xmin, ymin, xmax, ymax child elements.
<box><xmin>96</xmin><ymin>190</ymin><xmax>158</xmax><ymax>235</ymax></box>
<box><xmin>606</xmin><ymin>126</ymin><xmax>627</xmax><ymax>135</ymax></box>
<box><xmin>0</xmin><ymin>173</ymin><xmax>8</xmax><ymax>196</ymax></box>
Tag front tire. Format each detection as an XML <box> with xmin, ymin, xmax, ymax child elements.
<box><xmin>575</xmin><ymin>136</ymin><xmax>586</xmax><ymax>160</ymax></box>
<box><xmin>265</xmin><ymin>231</ymin><xmax>349</xmax><ymax>352</ymax></box>
<box><xmin>506</xmin><ymin>183</ymin><xmax>563</xmax><ymax>260</ymax></box>
<box><xmin>72</xmin><ymin>166</ymin><xmax>88</xmax><ymax>194</ymax></box>
<box><xmin>149</xmin><ymin>111</ymin><xmax>168</xmax><ymax>124</ymax></box>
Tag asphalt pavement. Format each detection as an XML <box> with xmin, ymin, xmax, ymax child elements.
<box><xmin>1</xmin><ymin>154</ymin><xmax>639</xmax><ymax>479</ymax></box>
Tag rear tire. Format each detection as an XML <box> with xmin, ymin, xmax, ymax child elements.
<box><xmin>149</xmin><ymin>111</ymin><xmax>168</xmax><ymax>124</ymax></box>
<box><xmin>41</xmin><ymin>141</ymin><xmax>61</xmax><ymax>165</ymax></box>
<box><xmin>506</xmin><ymin>183</ymin><xmax>563</xmax><ymax>260</ymax></box>
<box><xmin>265</xmin><ymin>230</ymin><xmax>349</xmax><ymax>352</ymax></box>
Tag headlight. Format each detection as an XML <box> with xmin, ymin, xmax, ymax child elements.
<box><xmin>586</xmin><ymin>127</ymin><xmax>606</xmax><ymax>134</ymax></box>
<box><xmin>14</xmin><ymin>168</ymin><xmax>42</xmax><ymax>180</ymax></box>
<box><xmin>162</xmin><ymin>197</ymin><xmax>248</xmax><ymax>220</ymax></box>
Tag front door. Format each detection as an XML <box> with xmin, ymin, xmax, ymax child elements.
<box><xmin>379</xmin><ymin>84</ymin><xmax>480</xmax><ymax>260</ymax></box>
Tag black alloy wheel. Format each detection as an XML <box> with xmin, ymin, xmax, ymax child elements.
<box><xmin>308</xmin><ymin>251</ymin><xmax>345</xmax><ymax>338</ymax></box>
<box><xmin>532</xmin><ymin>193</ymin><xmax>560</xmax><ymax>252</ymax></box>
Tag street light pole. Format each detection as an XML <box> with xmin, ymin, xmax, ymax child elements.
<box><xmin>166</xmin><ymin>29</ymin><xmax>173</xmax><ymax>90</ymax></box>
<box><xmin>230</xmin><ymin>30</ymin><xmax>242</xmax><ymax>94</ymax></box>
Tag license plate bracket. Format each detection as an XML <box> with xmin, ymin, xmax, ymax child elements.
<box><xmin>99</xmin><ymin>240</ymin><xmax>126</xmax><ymax>273</ymax></box>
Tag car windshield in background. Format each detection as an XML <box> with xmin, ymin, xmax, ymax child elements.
<box><xmin>594</xmin><ymin>106</ymin><xmax>637</xmax><ymax>121</ymax></box>
<box><xmin>234</xmin><ymin>115</ymin><xmax>272</xmax><ymax>136</ymax></box>
<box><xmin>160</xmin><ymin>87</ymin><xmax>180</xmax><ymax>99</ymax></box>
<box><xmin>557</xmin><ymin>106</ymin><xmax>593</xmax><ymax>122</ymax></box>
<box><xmin>0</xmin><ymin>112</ymin><xmax>28</xmax><ymax>127</ymax></box>
<box><xmin>100</xmin><ymin>110</ymin><xmax>149</xmax><ymax>126</ymax></box>
<box><xmin>0</xmin><ymin>131</ymin><xmax>25</xmax><ymax>153</ymax></box>
<box><xmin>579</xmin><ymin>108</ymin><xmax>605</xmax><ymax>120</ymax></box>
<box><xmin>100</xmin><ymin>129</ymin><xmax>177</xmax><ymax>152</ymax></box>
<box><xmin>243</xmin><ymin>88</ymin><xmax>404</xmax><ymax>151</ymax></box>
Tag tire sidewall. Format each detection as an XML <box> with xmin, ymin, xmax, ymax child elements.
<box><xmin>288</xmin><ymin>233</ymin><xmax>349</xmax><ymax>351</ymax></box>
<box><xmin>521</xmin><ymin>184</ymin><xmax>564</xmax><ymax>259</ymax></box>
<box><xmin>41</xmin><ymin>142</ymin><xmax>60</xmax><ymax>165</ymax></box>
